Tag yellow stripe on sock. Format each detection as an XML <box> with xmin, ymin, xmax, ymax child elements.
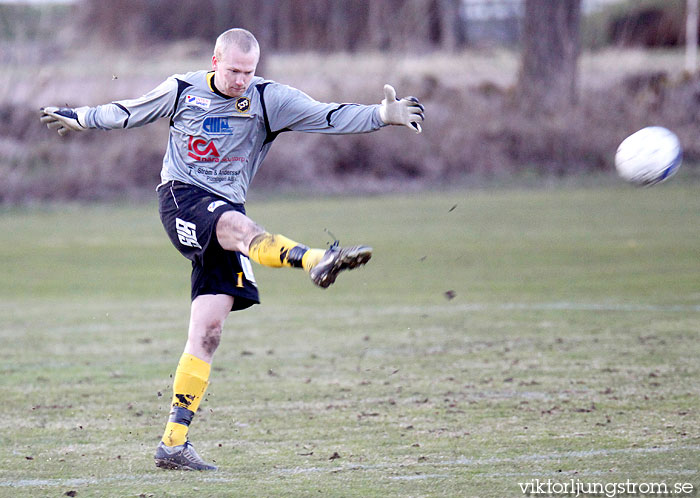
<box><xmin>162</xmin><ymin>421</ymin><xmax>189</xmax><ymax>447</ymax></box>
<box><xmin>301</xmin><ymin>248</ymin><xmax>325</xmax><ymax>272</ymax></box>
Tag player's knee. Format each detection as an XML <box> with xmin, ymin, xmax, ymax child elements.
<box><xmin>198</xmin><ymin>320</ymin><xmax>223</xmax><ymax>356</ymax></box>
<box><xmin>216</xmin><ymin>211</ymin><xmax>264</xmax><ymax>253</ymax></box>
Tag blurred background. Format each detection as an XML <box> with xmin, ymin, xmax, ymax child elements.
<box><xmin>1</xmin><ymin>0</ymin><xmax>699</xmax><ymax>203</ymax></box>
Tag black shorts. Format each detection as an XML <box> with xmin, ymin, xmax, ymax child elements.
<box><xmin>157</xmin><ymin>180</ymin><xmax>260</xmax><ymax>311</ymax></box>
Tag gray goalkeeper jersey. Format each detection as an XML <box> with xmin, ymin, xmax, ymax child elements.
<box><xmin>83</xmin><ymin>71</ymin><xmax>385</xmax><ymax>203</ymax></box>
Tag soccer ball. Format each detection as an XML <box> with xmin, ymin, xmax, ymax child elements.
<box><xmin>615</xmin><ymin>126</ymin><xmax>682</xmax><ymax>186</ymax></box>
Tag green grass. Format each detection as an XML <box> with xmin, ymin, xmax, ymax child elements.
<box><xmin>0</xmin><ymin>184</ymin><xmax>698</xmax><ymax>497</ymax></box>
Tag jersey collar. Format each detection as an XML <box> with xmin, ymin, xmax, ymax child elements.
<box><xmin>207</xmin><ymin>72</ymin><xmax>232</xmax><ymax>100</ymax></box>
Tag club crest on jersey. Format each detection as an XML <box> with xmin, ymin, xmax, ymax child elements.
<box><xmin>185</xmin><ymin>95</ymin><xmax>211</xmax><ymax>109</ymax></box>
<box><xmin>235</xmin><ymin>97</ymin><xmax>250</xmax><ymax>114</ymax></box>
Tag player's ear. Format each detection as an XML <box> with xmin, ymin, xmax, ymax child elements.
<box><xmin>211</xmin><ymin>55</ymin><xmax>218</xmax><ymax>71</ymax></box>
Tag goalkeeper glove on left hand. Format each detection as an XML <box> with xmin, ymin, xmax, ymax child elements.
<box><xmin>379</xmin><ymin>84</ymin><xmax>424</xmax><ymax>133</ymax></box>
<box><xmin>40</xmin><ymin>106</ymin><xmax>89</xmax><ymax>136</ymax></box>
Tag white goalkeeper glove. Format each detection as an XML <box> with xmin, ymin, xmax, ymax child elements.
<box><xmin>379</xmin><ymin>84</ymin><xmax>424</xmax><ymax>133</ymax></box>
<box><xmin>40</xmin><ymin>106</ymin><xmax>89</xmax><ymax>136</ymax></box>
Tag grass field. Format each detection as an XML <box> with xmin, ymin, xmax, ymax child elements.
<box><xmin>0</xmin><ymin>183</ymin><xmax>698</xmax><ymax>497</ymax></box>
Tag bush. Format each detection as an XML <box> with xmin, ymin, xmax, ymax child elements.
<box><xmin>583</xmin><ymin>0</ymin><xmax>687</xmax><ymax>49</ymax></box>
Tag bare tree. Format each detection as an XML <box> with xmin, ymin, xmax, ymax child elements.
<box><xmin>78</xmin><ymin>0</ymin><xmax>465</xmax><ymax>53</ymax></box>
<box><xmin>434</xmin><ymin>0</ymin><xmax>461</xmax><ymax>51</ymax></box>
<box><xmin>686</xmin><ymin>0</ymin><xmax>698</xmax><ymax>73</ymax></box>
<box><xmin>368</xmin><ymin>1</ymin><xmax>395</xmax><ymax>50</ymax></box>
<box><xmin>517</xmin><ymin>0</ymin><xmax>582</xmax><ymax>112</ymax></box>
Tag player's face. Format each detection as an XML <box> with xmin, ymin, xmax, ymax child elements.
<box><xmin>212</xmin><ymin>46</ymin><xmax>259</xmax><ymax>98</ymax></box>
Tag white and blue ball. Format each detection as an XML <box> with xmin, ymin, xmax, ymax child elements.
<box><xmin>615</xmin><ymin>126</ymin><xmax>682</xmax><ymax>186</ymax></box>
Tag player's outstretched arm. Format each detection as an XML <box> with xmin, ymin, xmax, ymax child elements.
<box><xmin>39</xmin><ymin>106</ymin><xmax>89</xmax><ymax>136</ymax></box>
<box><xmin>379</xmin><ymin>84</ymin><xmax>425</xmax><ymax>133</ymax></box>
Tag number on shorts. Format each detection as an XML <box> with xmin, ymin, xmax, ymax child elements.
<box><xmin>237</xmin><ymin>255</ymin><xmax>257</xmax><ymax>286</ymax></box>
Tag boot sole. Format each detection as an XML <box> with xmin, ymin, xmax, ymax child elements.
<box><xmin>154</xmin><ymin>458</ymin><xmax>216</xmax><ymax>471</ymax></box>
<box><xmin>155</xmin><ymin>458</ymin><xmax>188</xmax><ymax>470</ymax></box>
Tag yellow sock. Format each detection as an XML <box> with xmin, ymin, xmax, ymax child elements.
<box><xmin>161</xmin><ymin>353</ymin><xmax>211</xmax><ymax>447</ymax></box>
<box><xmin>249</xmin><ymin>233</ymin><xmax>325</xmax><ymax>271</ymax></box>
<box><xmin>301</xmin><ymin>248</ymin><xmax>325</xmax><ymax>272</ymax></box>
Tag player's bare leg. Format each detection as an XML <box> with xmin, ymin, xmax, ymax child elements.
<box><xmin>183</xmin><ymin>294</ymin><xmax>233</xmax><ymax>363</ymax></box>
<box><xmin>155</xmin><ymin>294</ymin><xmax>232</xmax><ymax>471</ymax></box>
<box><xmin>215</xmin><ymin>210</ymin><xmax>265</xmax><ymax>254</ymax></box>
<box><xmin>216</xmin><ymin>210</ymin><xmax>372</xmax><ymax>287</ymax></box>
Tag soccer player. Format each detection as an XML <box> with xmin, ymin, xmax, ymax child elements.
<box><xmin>40</xmin><ymin>28</ymin><xmax>424</xmax><ymax>471</ymax></box>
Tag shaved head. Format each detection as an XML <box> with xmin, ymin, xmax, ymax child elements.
<box><xmin>214</xmin><ymin>28</ymin><xmax>260</xmax><ymax>61</ymax></box>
